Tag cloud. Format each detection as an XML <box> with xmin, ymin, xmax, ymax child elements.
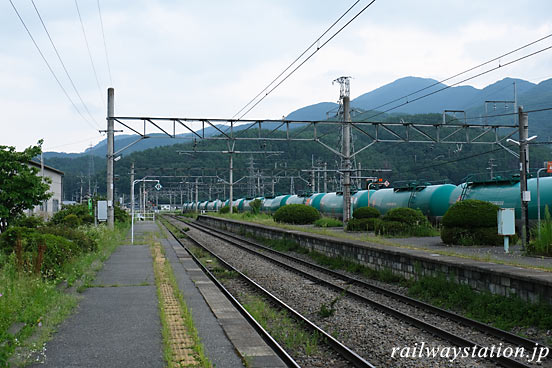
<box><xmin>1</xmin><ymin>0</ymin><xmax>551</xmax><ymax>152</ymax></box>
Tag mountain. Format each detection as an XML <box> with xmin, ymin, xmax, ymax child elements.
<box><xmin>285</xmin><ymin>102</ymin><xmax>339</xmax><ymax>121</ymax></box>
<box><xmin>45</xmin><ymin>76</ymin><xmax>551</xmax><ymax>158</ymax></box>
<box><xmin>44</xmin><ymin>123</ymin><xmax>250</xmax><ymax>159</ymax></box>
<box><xmin>351</xmin><ymin>76</ymin><xmax>480</xmax><ymax>114</ymax></box>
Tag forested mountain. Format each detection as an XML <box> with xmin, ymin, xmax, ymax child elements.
<box><xmin>45</xmin><ymin>76</ymin><xmax>552</xmax><ymax>160</ymax></box>
<box><xmin>45</xmin><ymin>112</ymin><xmax>552</xmax><ymax>203</ymax></box>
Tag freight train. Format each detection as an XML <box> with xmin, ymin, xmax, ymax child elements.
<box><xmin>183</xmin><ymin>176</ymin><xmax>552</xmax><ymax>223</ymax></box>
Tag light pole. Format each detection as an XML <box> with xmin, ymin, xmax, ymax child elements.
<box><xmin>537</xmin><ymin>167</ymin><xmax>547</xmax><ymax>236</ymax></box>
<box><xmin>131</xmin><ymin>179</ymin><xmax>159</xmax><ymax>244</ymax></box>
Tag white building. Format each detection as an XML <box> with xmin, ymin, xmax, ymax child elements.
<box><xmin>27</xmin><ymin>161</ymin><xmax>64</xmax><ymax>218</ymax></box>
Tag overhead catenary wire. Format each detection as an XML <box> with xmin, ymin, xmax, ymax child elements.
<box><xmin>236</xmin><ymin>0</ymin><xmax>377</xmax><ymax>121</ymax></box>
<box><xmin>232</xmin><ymin>0</ymin><xmax>363</xmax><ymax>120</ymax></box>
<box><xmin>361</xmin><ymin>43</ymin><xmax>552</xmax><ymax>121</ymax></box>
<box><xmin>403</xmin><ymin>147</ymin><xmax>504</xmax><ymax>173</ymax></box>
<box><xmin>30</xmin><ymin>0</ymin><xmax>101</xmax><ymax>129</ymax></box>
<box><xmin>8</xmin><ymin>0</ymin><xmax>99</xmax><ymax>132</ymax></box>
<box><xmin>445</xmin><ymin>106</ymin><xmax>552</xmax><ymax>124</ymax></box>
<box><xmin>96</xmin><ymin>0</ymin><xmax>113</xmax><ymax>87</ymax></box>
<box><xmin>363</xmin><ymin>33</ymin><xmax>552</xmax><ymax>117</ymax></box>
<box><xmin>75</xmin><ymin>0</ymin><xmax>105</xmax><ymax>110</ymax></box>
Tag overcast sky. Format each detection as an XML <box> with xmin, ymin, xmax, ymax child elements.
<box><xmin>2</xmin><ymin>0</ymin><xmax>551</xmax><ymax>153</ymax></box>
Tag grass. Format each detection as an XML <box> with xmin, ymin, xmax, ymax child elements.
<box><xmin>0</xmin><ymin>222</ymin><xmax>129</xmax><ymax>367</ymax></box>
<box><xmin>207</xmin><ymin>213</ymin><xmax>552</xmax><ymax>272</ymax></box>
<box><xmin>253</xmin><ymin>232</ymin><xmax>552</xmax><ymax>342</ymax></box>
<box><xmin>314</xmin><ymin>217</ymin><xmax>343</xmax><ymax>228</ymax></box>
<box><xmin>242</xmin><ymin>294</ymin><xmax>320</xmax><ymax>356</ymax></box>
<box><xmin>527</xmin><ymin>206</ymin><xmax>552</xmax><ymax>256</ymax></box>
<box><xmin>149</xmin><ymin>230</ymin><xmax>211</xmax><ymax>368</ymax></box>
<box><xmin>408</xmin><ymin>274</ymin><xmax>552</xmax><ymax>335</ymax></box>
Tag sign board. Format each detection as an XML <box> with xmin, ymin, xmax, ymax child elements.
<box><xmin>97</xmin><ymin>200</ymin><xmax>108</xmax><ymax>222</ymax></box>
<box><xmin>547</xmin><ymin>161</ymin><xmax>552</xmax><ymax>173</ymax></box>
<box><xmin>497</xmin><ymin>208</ymin><xmax>515</xmax><ymax>235</ymax></box>
<box><xmin>155</xmin><ymin>183</ymin><xmax>162</xmax><ymax>191</ymax></box>
<box><xmin>384</xmin><ymin>180</ymin><xmax>390</xmax><ymax>187</ymax></box>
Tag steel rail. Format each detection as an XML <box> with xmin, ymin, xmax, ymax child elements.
<box><xmin>163</xmin><ymin>216</ymin><xmax>375</xmax><ymax>368</ymax></box>
<box><xmin>174</xmin><ymin>216</ymin><xmax>534</xmax><ymax>368</ymax></box>
<box><xmin>160</xmin><ymin>218</ymin><xmax>301</xmax><ymax>368</ymax></box>
<box><xmin>188</xmin><ymin>216</ymin><xmax>542</xmax><ymax>352</ymax></box>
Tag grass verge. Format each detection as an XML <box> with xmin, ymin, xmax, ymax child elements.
<box><xmin>247</xmin><ymin>233</ymin><xmax>552</xmax><ymax>344</ymax></box>
<box><xmin>207</xmin><ymin>213</ymin><xmax>552</xmax><ymax>272</ymax></box>
<box><xmin>408</xmin><ymin>274</ymin><xmax>552</xmax><ymax>342</ymax></box>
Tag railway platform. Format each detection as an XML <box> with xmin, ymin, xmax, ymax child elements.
<box><xmin>31</xmin><ymin>222</ymin><xmax>287</xmax><ymax>368</ymax></box>
<box><xmin>197</xmin><ymin>215</ymin><xmax>552</xmax><ymax>305</ymax></box>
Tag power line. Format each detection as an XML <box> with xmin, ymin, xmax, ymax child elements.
<box><xmin>96</xmin><ymin>0</ymin><xmax>113</xmax><ymax>87</ymax></box>
<box><xmin>8</xmin><ymin>0</ymin><xmax>99</xmax><ymax>132</ymax></box>
<box><xmin>30</xmin><ymin>0</ymin><xmax>100</xmax><ymax>129</ymax></box>
<box><xmin>445</xmin><ymin>106</ymin><xmax>552</xmax><ymax>124</ymax></box>
<box><xmin>237</xmin><ymin>0</ymin><xmax>377</xmax><ymax>120</ymax></box>
<box><xmin>363</xmin><ymin>33</ymin><xmax>552</xmax><ymax>117</ymax></box>
<box><xmin>361</xmin><ymin>44</ymin><xmax>552</xmax><ymax>121</ymax></box>
<box><xmin>232</xmin><ymin>0</ymin><xmax>362</xmax><ymax>119</ymax></box>
<box><xmin>404</xmin><ymin>147</ymin><xmax>504</xmax><ymax>173</ymax></box>
<box><xmin>75</xmin><ymin>0</ymin><xmax>105</xmax><ymax>110</ymax></box>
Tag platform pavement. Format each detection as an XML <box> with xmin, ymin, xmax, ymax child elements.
<box><xmin>30</xmin><ymin>221</ymin><xmax>288</xmax><ymax>368</ymax></box>
<box><xmin>159</xmin><ymin>222</ymin><xmax>288</xmax><ymax>368</ymax></box>
<box><xmin>30</xmin><ymin>223</ymin><xmax>164</xmax><ymax>368</ymax></box>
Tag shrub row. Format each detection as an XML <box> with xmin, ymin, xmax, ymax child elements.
<box><xmin>274</xmin><ymin>204</ymin><xmax>321</xmax><ymax>225</ymax></box>
<box><xmin>441</xmin><ymin>200</ymin><xmax>501</xmax><ymax>246</ymax></box>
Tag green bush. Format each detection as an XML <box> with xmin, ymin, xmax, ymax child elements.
<box><xmin>442</xmin><ymin>199</ymin><xmax>499</xmax><ymax>228</ymax></box>
<box><xmin>41</xmin><ymin>225</ymin><xmax>97</xmax><ymax>253</ymax></box>
<box><xmin>441</xmin><ymin>200</ymin><xmax>502</xmax><ymax>246</ymax></box>
<box><xmin>0</xmin><ymin>228</ymin><xmax>79</xmax><ymax>277</ymax></box>
<box><xmin>63</xmin><ymin>214</ymin><xmax>81</xmax><ymax>227</ymax></box>
<box><xmin>382</xmin><ymin>207</ymin><xmax>429</xmax><ymax>226</ymax></box>
<box><xmin>219</xmin><ymin>206</ymin><xmax>230</xmax><ymax>214</ymax></box>
<box><xmin>352</xmin><ymin>207</ymin><xmax>380</xmax><ymax>219</ymax></box>
<box><xmin>50</xmin><ymin>203</ymin><xmax>94</xmax><ymax>226</ymax></box>
<box><xmin>528</xmin><ymin>206</ymin><xmax>552</xmax><ymax>256</ymax></box>
<box><xmin>346</xmin><ymin>218</ymin><xmax>378</xmax><ymax>232</ymax></box>
<box><xmin>114</xmin><ymin>204</ymin><xmax>130</xmax><ymax>223</ymax></box>
<box><xmin>314</xmin><ymin>217</ymin><xmax>343</xmax><ymax>228</ymax></box>
<box><xmin>375</xmin><ymin>220</ymin><xmax>410</xmax><ymax>236</ymax></box>
<box><xmin>12</xmin><ymin>215</ymin><xmax>44</xmax><ymax>229</ymax></box>
<box><xmin>249</xmin><ymin>199</ymin><xmax>262</xmax><ymax>215</ymax></box>
<box><xmin>274</xmin><ymin>204</ymin><xmax>321</xmax><ymax>225</ymax></box>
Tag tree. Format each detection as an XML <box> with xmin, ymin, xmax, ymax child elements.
<box><xmin>0</xmin><ymin>141</ymin><xmax>52</xmax><ymax>232</ymax></box>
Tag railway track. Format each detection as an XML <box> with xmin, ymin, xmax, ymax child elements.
<box><xmin>168</xmin><ymin>215</ymin><xmax>550</xmax><ymax>368</ymax></box>
<box><xmin>162</xmin><ymin>216</ymin><xmax>375</xmax><ymax>368</ymax></box>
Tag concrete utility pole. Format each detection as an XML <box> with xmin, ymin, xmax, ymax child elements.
<box><xmin>106</xmin><ymin>88</ymin><xmax>115</xmax><ymax>228</ymax></box>
<box><xmin>518</xmin><ymin>107</ymin><xmax>530</xmax><ymax>248</ymax></box>
<box><xmin>229</xmin><ymin>153</ymin><xmax>233</xmax><ymax>213</ymax></box>
<box><xmin>343</xmin><ymin>94</ymin><xmax>352</xmax><ymax>223</ymax></box>
<box><xmin>130</xmin><ymin>162</ymin><xmax>135</xmax><ymax>217</ymax></box>
<box><xmin>323</xmin><ymin>162</ymin><xmax>328</xmax><ymax>193</ymax></box>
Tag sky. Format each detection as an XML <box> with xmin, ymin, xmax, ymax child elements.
<box><xmin>1</xmin><ymin>0</ymin><xmax>551</xmax><ymax>153</ymax></box>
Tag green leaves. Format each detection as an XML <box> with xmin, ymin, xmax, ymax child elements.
<box><xmin>0</xmin><ymin>142</ymin><xmax>52</xmax><ymax>231</ymax></box>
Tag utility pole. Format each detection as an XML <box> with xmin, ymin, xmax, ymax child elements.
<box><xmin>343</xmin><ymin>94</ymin><xmax>352</xmax><ymax>223</ymax></box>
<box><xmin>487</xmin><ymin>158</ymin><xmax>497</xmax><ymax>180</ymax></box>
<box><xmin>106</xmin><ymin>88</ymin><xmax>115</xmax><ymax>228</ymax></box>
<box><xmin>518</xmin><ymin>106</ymin><xmax>530</xmax><ymax>248</ymax></box>
<box><xmin>195</xmin><ymin>178</ymin><xmax>199</xmax><ymax>210</ymax></box>
<box><xmin>130</xmin><ymin>162</ymin><xmax>135</xmax><ymax>218</ymax></box>
<box><xmin>323</xmin><ymin>162</ymin><xmax>328</xmax><ymax>193</ymax></box>
<box><xmin>229</xmin><ymin>153</ymin><xmax>233</xmax><ymax>213</ymax></box>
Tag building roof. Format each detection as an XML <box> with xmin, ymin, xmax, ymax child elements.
<box><xmin>29</xmin><ymin>160</ymin><xmax>64</xmax><ymax>176</ymax></box>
